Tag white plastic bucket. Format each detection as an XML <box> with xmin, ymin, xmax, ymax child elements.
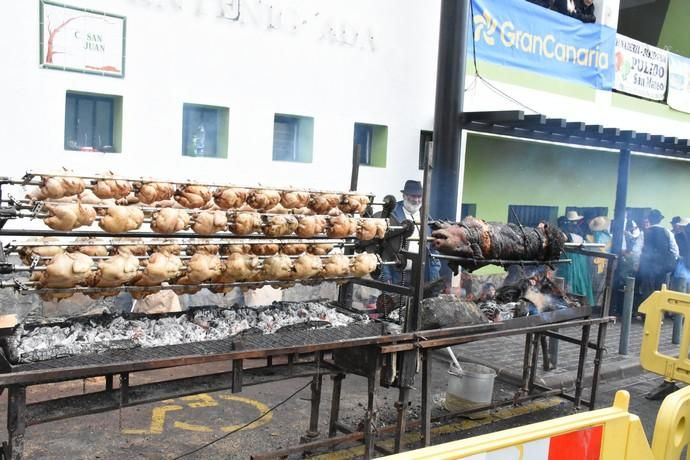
<box><xmin>445</xmin><ymin>362</ymin><xmax>496</xmax><ymax>418</ymax></box>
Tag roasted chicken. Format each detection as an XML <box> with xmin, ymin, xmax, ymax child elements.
<box><xmin>178</xmin><ymin>253</ymin><xmax>222</xmax><ymax>284</ymax></box>
<box><xmin>350</xmin><ymin>253</ymin><xmax>378</xmax><ymax>277</ymax></box>
<box><xmin>327</xmin><ymin>214</ymin><xmax>356</xmax><ymax>238</ymax></box>
<box><xmin>111</xmin><ymin>240</ymin><xmax>148</xmax><ymax>257</ymax></box>
<box><xmin>92</xmin><ymin>254</ymin><xmax>140</xmax><ymax>287</ymax></box>
<box><xmin>219</xmin><ymin>244</ymin><xmax>252</xmax><ymax>255</ymax></box>
<box><xmin>134</xmin><ymin>252</ymin><xmax>184</xmax><ymax>286</ymax></box>
<box><xmin>262</xmin><ymin>214</ymin><xmax>298</xmax><ymax>237</ymax></box>
<box><xmin>293</xmin><ymin>254</ymin><xmax>323</xmax><ymax>279</ymax></box>
<box><xmin>186</xmin><ymin>244</ymin><xmax>219</xmax><ymax>256</ymax></box>
<box><xmin>247</xmin><ymin>189</ymin><xmax>281</xmax><ymax>210</ymax></box>
<box><xmin>229</xmin><ymin>212</ymin><xmax>262</xmax><ymax>235</ymax></box>
<box><xmin>280</xmin><ymin>191</ymin><xmax>310</xmax><ymax>209</ymax></box>
<box><xmin>251</xmin><ymin>244</ymin><xmax>280</xmax><ymax>256</ymax></box>
<box><xmin>33</xmin><ymin>175</ymin><xmax>86</xmax><ymax>200</ymax></box>
<box><xmin>37</xmin><ymin>252</ymin><xmax>95</xmax><ymax>288</ymax></box>
<box><xmin>356</xmin><ymin>218</ymin><xmax>387</xmax><ymax>240</ymax></box>
<box><xmin>261</xmin><ymin>255</ymin><xmax>294</xmax><ymax>281</ymax></box>
<box><xmin>295</xmin><ymin>215</ymin><xmax>327</xmax><ymax>238</ymax></box>
<box><xmin>175</xmin><ymin>185</ymin><xmax>212</xmax><ymax>208</ymax></box>
<box><xmin>308</xmin><ymin>193</ymin><xmax>341</xmax><ymax>214</ymax></box>
<box><xmin>323</xmin><ymin>254</ymin><xmax>351</xmax><ymax>278</ymax></box>
<box><xmin>136</xmin><ymin>182</ymin><xmax>176</xmax><ymax>204</ymax></box>
<box><xmin>339</xmin><ymin>195</ymin><xmax>370</xmax><ymax>214</ymax></box>
<box><xmin>214</xmin><ymin>188</ymin><xmax>249</xmax><ymax>209</ymax></box>
<box><xmin>265</xmin><ymin>204</ymin><xmax>290</xmax><ymax>214</ymax></box>
<box><xmin>44</xmin><ymin>202</ymin><xmax>97</xmax><ymax>231</ymax></box>
<box><xmin>308</xmin><ymin>244</ymin><xmax>333</xmax><ymax>256</ymax></box>
<box><xmin>18</xmin><ymin>238</ymin><xmax>64</xmax><ymax>265</ymax></box>
<box><xmin>281</xmin><ymin>244</ymin><xmax>307</xmax><ymax>256</ymax></box>
<box><xmin>216</xmin><ymin>253</ymin><xmax>261</xmax><ymax>283</ymax></box>
<box><xmin>98</xmin><ymin>206</ymin><xmax>145</xmax><ymax>233</ymax></box>
<box><xmin>92</xmin><ymin>179</ymin><xmax>133</xmax><ymax>200</ymax></box>
<box><xmin>149</xmin><ymin>241</ymin><xmax>182</xmax><ymax>256</ymax></box>
<box><xmin>150</xmin><ymin>208</ymin><xmax>190</xmax><ymax>234</ymax></box>
<box><xmin>192</xmin><ymin>210</ymin><xmax>228</xmax><ymax>234</ymax></box>
<box><xmin>78</xmin><ymin>189</ymin><xmax>115</xmax><ymax>205</ymax></box>
<box><xmin>67</xmin><ymin>237</ymin><xmax>109</xmax><ymax>257</ymax></box>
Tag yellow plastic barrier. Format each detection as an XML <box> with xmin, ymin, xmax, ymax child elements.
<box><xmin>382</xmin><ymin>390</ymin><xmax>655</xmax><ymax>460</ymax></box>
<box><xmin>639</xmin><ymin>286</ymin><xmax>690</xmax><ymax>384</ymax></box>
<box><xmin>382</xmin><ymin>386</ymin><xmax>690</xmax><ymax>459</ymax></box>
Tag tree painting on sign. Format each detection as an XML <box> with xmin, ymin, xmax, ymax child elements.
<box><xmin>41</xmin><ymin>2</ymin><xmax>125</xmax><ymax>76</ymax></box>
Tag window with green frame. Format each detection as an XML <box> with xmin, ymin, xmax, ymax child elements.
<box><xmin>64</xmin><ymin>91</ymin><xmax>122</xmax><ymax>153</ymax></box>
<box><xmin>354</xmin><ymin>122</ymin><xmax>387</xmax><ymax>167</ymax></box>
<box><xmin>182</xmin><ymin>103</ymin><xmax>229</xmax><ymax>158</ymax></box>
<box><xmin>272</xmin><ymin>114</ymin><xmax>314</xmax><ymax>163</ymax></box>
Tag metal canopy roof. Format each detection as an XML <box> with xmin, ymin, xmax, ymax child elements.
<box><xmin>459</xmin><ymin>110</ymin><xmax>690</xmax><ymax>158</ymax></box>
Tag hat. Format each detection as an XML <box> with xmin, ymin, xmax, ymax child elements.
<box><xmin>566</xmin><ymin>210</ymin><xmax>583</xmax><ymax>221</ymax></box>
<box><xmin>679</xmin><ymin>217</ymin><xmax>690</xmax><ymax>226</ymax></box>
<box><xmin>401</xmin><ymin>180</ymin><xmax>422</xmax><ymax>195</ymax></box>
<box><xmin>588</xmin><ymin>216</ymin><xmax>610</xmax><ymax>232</ymax></box>
<box><xmin>671</xmin><ymin>216</ymin><xmax>681</xmax><ymax>225</ymax></box>
<box><xmin>648</xmin><ymin>209</ymin><xmax>664</xmax><ymax>223</ymax></box>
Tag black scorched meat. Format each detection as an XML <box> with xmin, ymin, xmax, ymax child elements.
<box><xmin>431</xmin><ymin>217</ymin><xmax>565</xmax><ymax>269</ymax></box>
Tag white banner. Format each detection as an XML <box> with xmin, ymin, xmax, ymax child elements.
<box><xmin>668</xmin><ymin>53</ymin><xmax>690</xmax><ymax>114</ymax></box>
<box><xmin>614</xmin><ymin>34</ymin><xmax>668</xmax><ymax>100</ymax></box>
<box><xmin>40</xmin><ymin>1</ymin><xmax>125</xmax><ymax>77</ymax></box>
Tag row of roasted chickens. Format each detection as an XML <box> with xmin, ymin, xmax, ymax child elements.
<box><xmin>30</xmin><ymin>248</ymin><xmax>379</xmax><ymax>301</ymax></box>
<box><xmin>41</xmin><ymin>203</ymin><xmax>387</xmax><ymax>238</ymax></box>
<box><xmin>28</xmin><ymin>176</ymin><xmax>371</xmax><ymax>213</ymax></box>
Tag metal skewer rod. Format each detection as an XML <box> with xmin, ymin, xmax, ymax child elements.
<box><xmin>5</xmin><ymin>238</ymin><xmax>356</xmax><ymax>248</ymax></box>
<box><xmin>0</xmin><ymin>229</ymin><xmax>362</xmax><ymax>241</ymax></box>
<box><xmin>12</xmin><ymin>171</ymin><xmax>376</xmax><ymax>197</ymax></box>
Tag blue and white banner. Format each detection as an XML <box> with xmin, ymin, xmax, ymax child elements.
<box><xmin>667</xmin><ymin>53</ymin><xmax>690</xmax><ymax>114</ymax></box>
<box><xmin>469</xmin><ymin>0</ymin><xmax>616</xmax><ymax>89</ymax></box>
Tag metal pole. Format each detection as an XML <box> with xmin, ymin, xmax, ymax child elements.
<box><xmin>672</xmin><ymin>281</ymin><xmax>689</xmax><ymax>344</ymax></box>
<box><xmin>619</xmin><ymin>276</ymin><xmax>635</xmax><ymax>355</ymax></box>
<box><xmin>610</xmin><ymin>148</ymin><xmax>631</xmax><ymax>315</ymax></box>
<box><xmin>429</xmin><ymin>0</ymin><xmax>469</xmax><ymax>224</ymax></box>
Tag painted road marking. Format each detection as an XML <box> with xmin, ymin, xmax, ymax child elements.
<box><xmin>122</xmin><ymin>392</ymin><xmax>272</xmax><ymax>435</ymax></box>
<box><xmin>309</xmin><ymin>398</ymin><xmax>564</xmax><ymax>460</ymax></box>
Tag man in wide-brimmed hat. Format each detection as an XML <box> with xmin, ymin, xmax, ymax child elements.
<box><xmin>379</xmin><ymin>179</ymin><xmax>441</xmax><ymax>288</ymax></box>
<box><xmin>637</xmin><ymin>209</ymin><xmax>679</xmax><ymax>312</ymax></box>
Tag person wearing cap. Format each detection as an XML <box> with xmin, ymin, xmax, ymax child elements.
<box><xmin>379</xmin><ymin>180</ymin><xmax>441</xmax><ymax>288</ymax></box>
<box><xmin>636</xmin><ymin>209</ymin><xmax>679</xmax><ymax>313</ymax></box>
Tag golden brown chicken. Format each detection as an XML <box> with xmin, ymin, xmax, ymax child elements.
<box><xmin>115</xmin><ymin>192</ymin><xmax>140</xmax><ymax>206</ymax></box>
<box><xmin>175</xmin><ymin>185</ymin><xmax>212</xmax><ymax>208</ymax></box>
<box><xmin>323</xmin><ymin>254</ymin><xmax>351</xmax><ymax>278</ymax></box>
<box><xmin>295</xmin><ymin>215</ymin><xmax>327</xmax><ymax>238</ymax></box>
<box><xmin>192</xmin><ymin>210</ymin><xmax>228</xmax><ymax>234</ymax></box>
<box><xmin>136</xmin><ymin>182</ymin><xmax>176</xmax><ymax>204</ymax></box>
<box><xmin>214</xmin><ymin>188</ymin><xmax>249</xmax><ymax>209</ymax></box>
<box><xmin>350</xmin><ymin>253</ymin><xmax>378</xmax><ymax>277</ymax></box>
<box><xmin>43</xmin><ymin>203</ymin><xmax>97</xmax><ymax>231</ymax></box>
<box><xmin>262</xmin><ymin>214</ymin><xmax>298</xmax><ymax>237</ymax></box>
<box><xmin>251</xmin><ymin>244</ymin><xmax>280</xmax><ymax>256</ymax></box>
<box><xmin>247</xmin><ymin>189</ymin><xmax>281</xmax><ymax>210</ymax></box>
<box><xmin>327</xmin><ymin>214</ymin><xmax>356</xmax><ymax>238</ymax></box>
<box><xmin>93</xmin><ymin>179</ymin><xmax>133</xmax><ymax>200</ymax></box>
<box><xmin>219</xmin><ymin>244</ymin><xmax>252</xmax><ymax>255</ymax></box>
<box><xmin>98</xmin><ymin>206</ymin><xmax>145</xmax><ymax>233</ymax></box>
<box><xmin>308</xmin><ymin>244</ymin><xmax>333</xmax><ymax>256</ymax></box>
<box><xmin>150</xmin><ymin>208</ymin><xmax>190</xmax><ymax>234</ymax></box>
<box><xmin>18</xmin><ymin>238</ymin><xmax>64</xmax><ymax>265</ymax></box>
<box><xmin>134</xmin><ymin>252</ymin><xmax>184</xmax><ymax>286</ymax></box>
<box><xmin>111</xmin><ymin>240</ymin><xmax>148</xmax><ymax>257</ymax></box>
<box><xmin>356</xmin><ymin>218</ymin><xmax>388</xmax><ymax>241</ymax></box>
<box><xmin>281</xmin><ymin>244</ymin><xmax>307</xmax><ymax>256</ymax></box>
<box><xmin>292</xmin><ymin>207</ymin><xmax>315</xmax><ymax>216</ymax></box>
<box><xmin>309</xmin><ymin>193</ymin><xmax>341</xmax><ymax>214</ymax></box>
<box><xmin>91</xmin><ymin>254</ymin><xmax>140</xmax><ymax>287</ymax></box>
<box><xmin>149</xmin><ymin>241</ymin><xmax>182</xmax><ymax>256</ymax></box>
<box><xmin>265</xmin><ymin>204</ymin><xmax>290</xmax><ymax>214</ymax></box>
<box><xmin>32</xmin><ymin>175</ymin><xmax>86</xmax><ymax>200</ymax></box>
<box><xmin>37</xmin><ymin>252</ymin><xmax>95</xmax><ymax>288</ymax></box>
<box><xmin>261</xmin><ymin>255</ymin><xmax>294</xmax><ymax>281</ymax></box>
<box><xmin>339</xmin><ymin>195</ymin><xmax>370</xmax><ymax>214</ymax></box>
<box><xmin>280</xmin><ymin>191</ymin><xmax>310</xmax><ymax>209</ymax></box>
<box><xmin>77</xmin><ymin>189</ymin><xmax>115</xmax><ymax>205</ymax></box>
<box><xmin>67</xmin><ymin>237</ymin><xmax>109</xmax><ymax>257</ymax></box>
<box><xmin>293</xmin><ymin>254</ymin><xmax>323</xmax><ymax>279</ymax></box>
<box><xmin>229</xmin><ymin>212</ymin><xmax>262</xmax><ymax>235</ymax></box>
<box><xmin>178</xmin><ymin>253</ymin><xmax>222</xmax><ymax>284</ymax></box>
<box><xmin>186</xmin><ymin>244</ymin><xmax>219</xmax><ymax>256</ymax></box>
<box><xmin>215</xmin><ymin>253</ymin><xmax>261</xmax><ymax>283</ymax></box>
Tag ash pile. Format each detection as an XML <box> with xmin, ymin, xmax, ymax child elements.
<box><xmin>7</xmin><ymin>301</ymin><xmax>366</xmax><ymax>364</ymax></box>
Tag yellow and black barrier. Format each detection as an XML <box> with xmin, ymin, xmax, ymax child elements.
<box><xmin>381</xmin><ymin>386</ymin><xmax>690</xmax><ymax>459</ymax></box>
<box><xmin>639</xmin><ymin>286</ymin><xmax>690</xmax><ymax>385</ymax></box>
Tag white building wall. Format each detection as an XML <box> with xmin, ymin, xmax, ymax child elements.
<box><xmin>0</xmin><ymin>0</ymin><xmax>687</xmax><ymax>203</ymax></box>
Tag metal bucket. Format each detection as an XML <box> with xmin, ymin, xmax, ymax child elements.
<box><xmin>445</xmin><ymin>362</ymin><xmax>496</xmax><ymax>418</ymax></box>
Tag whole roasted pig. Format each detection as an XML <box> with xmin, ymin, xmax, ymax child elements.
<box><xmin>431</xmin><ymin>217</ymin><xmax>565</xmax><ymax>269</ymax></box>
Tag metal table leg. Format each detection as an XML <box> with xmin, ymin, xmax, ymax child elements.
<box><xmin>7</xmin><ymin>385</ymin><xmax>26</xmax><ymax>460</ymax></box>
<box><xmin>574</xmin><ymin>325</ymin><xmax>591</xmax><ymax>409</ymax></box>
<box><xmin>421</xmin><ymin>349</ymin><xmax>432</xmax><ymax>447</ymax></box>
<box><xmin>328</xmin><ymin>374</ymin><xmax>345</xmax><ymax>437</ymax></box>
<box><xmin>363</xmin><ymin>367</ymin><xmax>380</xmax><ymax>460</ymax></box>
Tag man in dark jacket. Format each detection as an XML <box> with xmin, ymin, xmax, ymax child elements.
<box><xmin>637</xmin><ymin>209</ymin><xmax>679</xmax><ymax>310</ymax></box>
<box><xmin>380</xmin><ymin>180</ymin><xmax>441</xmax><ymax>286</ymax></box>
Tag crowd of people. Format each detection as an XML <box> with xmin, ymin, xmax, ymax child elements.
<box><xmin>527</xmin><ymin>0</ymin><xmax>596</xmax><ymax>23</ymax></box>
<box><xmin>558</xmin><ymin>208</ymin><xmax>690</xmax><ymax>317</ymax></box>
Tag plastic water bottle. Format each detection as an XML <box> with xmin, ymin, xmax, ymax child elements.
<box><xmin>193</xmin><ymin>124</ymin><xmax>206</xmax><ymax>155</ymax></box>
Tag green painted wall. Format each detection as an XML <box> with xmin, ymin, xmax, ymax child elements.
<box><xmin>658</xmin><ymin>0</ymin><xmax>690</xmax><ymax>57</ymax></box>
<box><xmin>462</xmin><ymin>134</ymin><xmax>690</xmax><ymax>223</ymax></box>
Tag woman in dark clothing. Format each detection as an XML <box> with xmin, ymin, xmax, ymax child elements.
<box><xmin>552</xmin><ymin>0</ymin><xmax>596</xmax><ymax>23</ymax></box>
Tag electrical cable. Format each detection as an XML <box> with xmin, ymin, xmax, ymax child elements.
<box><xmin>467</xmin><ymin>0</ymin><xmax>539</xmax><ymax>114</ymax></box>
<box><xmin>172</xmin><ymin>379</ymin><xmax>312</xmax><ymax>459</ymax></box>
